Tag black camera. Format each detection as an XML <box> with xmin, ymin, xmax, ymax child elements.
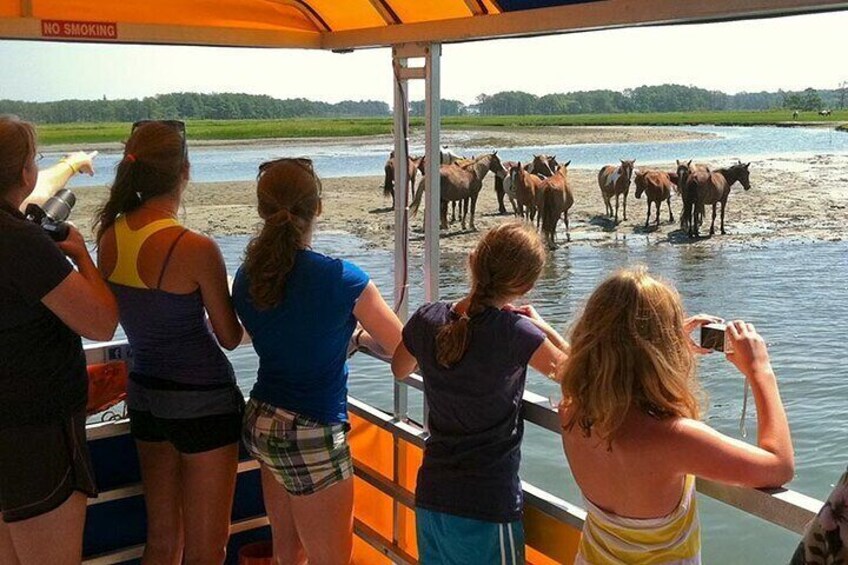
<box><xmin>25</xmin><ymin>189</ymin><xmax>76</xmax><ymax>242</ymax></box>
<box><xmin>700</xmin><ymin>323</ymin><xmax>727</xmax><ymax>352</ymax></box>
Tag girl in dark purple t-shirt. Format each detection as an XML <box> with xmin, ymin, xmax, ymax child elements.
<box><xmin>392</xmin><ymin>222</ymin><xmax>569</xmax><ymax>564</ymax></box>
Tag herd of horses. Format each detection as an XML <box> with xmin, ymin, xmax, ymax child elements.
<box><xmin>382</xmin><ymin>149</ymin><xmax>752</xmax><ymax>247</ymax></box>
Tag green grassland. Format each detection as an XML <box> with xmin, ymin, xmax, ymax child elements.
<box><xmin>36</xmin><ymin>110</ymin><xmax>848</xmax><ymax>145</ymax></box>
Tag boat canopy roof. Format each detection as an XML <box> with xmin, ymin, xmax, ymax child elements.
<box><xmin>2</xmin><ymin>0</ymin><xmax>848</xmax><ymax>50</ymax></box>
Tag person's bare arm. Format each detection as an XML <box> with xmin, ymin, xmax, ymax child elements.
<box><xmin>528</xmin><ymin>339</ymin><xmax>567</xmax><ymax>382</ymax></box>
<box><xmin>42</xmin><ymin>226</ymin><xmax>118</xmax><ymax>341</ymax></box>
<box><xmin>391</xmin><ymin>341</ymin><xmax>418</xmax><ymax>381</ymax></box>
<box><xmin>22</xmin><ymin>151</ymin><xmax>97</xmax><ymax>210</ymax></box>
<box><xmin>670</xmin><ymin>321</ymin><xmax>793</xmax><ymax>488</ymax></box>
<box><xmin>352</xmin><ymin>282</ymin><xmax>403</xmax><ymax>359</ymax></box>
<box><xmin>195</xmin><ymin>237</ymin><xmax>243</xmax><ymax>350</ymax></box>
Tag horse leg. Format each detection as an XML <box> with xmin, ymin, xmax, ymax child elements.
<box><xmin>709</xmin><ymin>203</ymin><xmax>718</xmax><ymax>236</ymax></box>
<box><xmin>645</xmin><ymin>201</ymin><xmax>651</xmax><ymax>228</ymax></box>
<box><xmin>440</xmin><ymin>201</ymin><xmax>448</xmax><ymax>230</ymax></box>
<box><xmin>495</xmin><ymin>179</ymin><xmax>507</xmax><ymax>215</ymax></box>
<box><xmin>564</xmin><ymin>210</ymin><xmax>570</xmax><ymax>242</ymax></box>
<box><xmin>667</xmin><ymin>197</ymin><xmax>674</xmax><ymax>223</ymax></box>
<box><xmin>720</xmin><ymin>199</ymin><xmax>727</xmax><ymax>235</ymax></box>
<box><xmin>654</xmin><ymin>199</ymin><xmax>661</xmax><ymax>226</ymax></box>
<box><xmin>614</xmin><ymin>193</ymin><xmax>620</xmax><ymax>223</ymax></box>
<box><xmin>623</xmin><ymin>191</ymin><xmax>628</xmax><ymax>221</ymax></box>
<box><xmin>469</xmin><ymin>196</ymin><xmax>479</xmax><ymax>231</ymax></box>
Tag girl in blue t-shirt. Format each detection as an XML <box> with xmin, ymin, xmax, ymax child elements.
<box><xmin>233</xmin><ymin>158</ymin><xmax>402</xmax><ymax>565</ymax></box>
<box><xmin>392</xmin><ymin>222</ymin><xmax>569</xmax><ymax>564</ymax></box>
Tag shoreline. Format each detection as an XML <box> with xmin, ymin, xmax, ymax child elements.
<box><xmin>71</xmin><ymin>153</ymin><xmax>848</xmax><ymax>255</ymax></box>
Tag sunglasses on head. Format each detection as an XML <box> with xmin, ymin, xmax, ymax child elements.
<box><xmin>130</xmin><ymin>119</ymin><xmax>188</xmax><ymax>158</ymax></box>
<box><xmin>259</xmin><ymin>157</ymin><xmax>313</xmax><ymax>174</ymax></box>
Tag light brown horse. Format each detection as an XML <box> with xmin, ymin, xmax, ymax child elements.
<box><xmin>509</xmin><ymin>163</ymin><xmax>547</xmax><ymax>226</ymax></box>
<box><xmin>383</xmin><ymin>152</ymin><xmax>424</xmax><ymax>208</ymax></box>
<box><xmin>681</xmin><ymin>161</ymin><xmax>751</xmax><ymax>237</ymax></box>
<box><xmin>634</xmin><ymin>169</ymin><xmax>677</xmax><ymax>227</ymax></box>
<box><xmin>410</xmin><ymin>152</ymin><xmax>507</xmax><ymax>231</ymax></box>
<box><xmin>598</xmin><ymin>159</ymin><xmax>635</xmax><ymax>223</ymax></box>
<box><xmin>540</xmin><ymin>162</ymin><xmax>574</xmax><ymax>248</ymax></box>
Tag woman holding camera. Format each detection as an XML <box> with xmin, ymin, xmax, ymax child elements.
<box><xmin>96</xmin><ymin>121</ymin><xmax>244</xmax><ymax>565</ymax></box>
<box><xmin>0</xmin><ymin>115</ymin><xmax>118</xmax><ymax>565</ymax></box>
<box><xmin>558</xmin><ymin>267</ymin><xmax>794</xmax><ymax>564</ymax></box>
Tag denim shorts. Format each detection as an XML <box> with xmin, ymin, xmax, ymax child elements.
<box><xmin>242</xmin><ymin>398</ymin><xmax>353</xmax><ymax>496</ymax></box>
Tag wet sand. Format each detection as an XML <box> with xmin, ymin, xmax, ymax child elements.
<box><xmin>72</xmin><ymin>152</ymin><xmax>848</xmax><ymax>254</ymax></box>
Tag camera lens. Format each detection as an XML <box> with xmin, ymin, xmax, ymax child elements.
<box><xmin>41</xmin><ymin>189</ymin><xmax>76</xmax><ymax>222</ymax></box>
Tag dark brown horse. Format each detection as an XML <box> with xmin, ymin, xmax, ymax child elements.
<box><xmin>634</xmin><ymin>170</ymin><xmax>677</xmax><ymax>227</ymax></box>
<box><xmin>540</xmin><ymin>162</ymin><xmax>574</xmax><ymax>248</ymax></box>
<box><xmin>681</xmin><ymin>161</ymin><xmax>751</xmax><ymax>237</ymax></box>
<box><xmin>383</xmin><ymin>152</ymin><xmax>424</xmax><ymax>208</ymax></box>
<box><xmin>410</xmin><ymin>152</ymin><xmax>507</xmax><ymax>231</ymax></box>
<box><xmin>598</xmin><ymin>159</ymin><xmax>635</xmax><ymax>223</ymax></box>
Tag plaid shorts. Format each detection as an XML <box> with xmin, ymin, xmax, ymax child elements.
<box><xmin>242</xmin><ymin>398</ymin><xmax>353</xmax><ymax>496</ymax></box>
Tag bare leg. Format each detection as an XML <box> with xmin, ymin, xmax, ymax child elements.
<box><xmin>137</xmin><ymin>441</ymin><xmax>184</xmax><ymax>565</ymax></box>
<box><xmin>260</xmin><ymin>466</ymin><xmax>306</xmax><ymax>565</ymax></box>
<box><xmin>6</xmin><ymin>492</ymin><xmax>86</xmax><ymax>565</ymax></box>
<box><xmin>0</xmin><ymin>515</ymin><xmax>22</xmax><ymax>565</ymax></box>
<box><xmin>182</xmin><ymin>444</ymin><xmax>239</xmax><ymax>565</ymax></box>
<box><xmin>289</xmin><ymin>479</ymin><xmax>354</xmax><ymax>565</ymax></box>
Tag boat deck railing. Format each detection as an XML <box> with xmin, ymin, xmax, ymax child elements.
<box><xmin>82</xmin><ymin>340</ymin><xmax>822</xmax><ymax>564</ymax></box>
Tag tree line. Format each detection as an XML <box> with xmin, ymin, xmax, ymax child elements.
<box><xmin>1</xmin><ymin>85</ymin><xmax>844</xmax><ymax>123</ymax></box>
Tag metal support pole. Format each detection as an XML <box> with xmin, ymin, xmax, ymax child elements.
<box><xmin>391</xmin><ymin>47</ymin><xmax>409</xmax><ymax>424</ymax></box>
<box><xmin>424</xmin><ymin>43</ymin><xmax>441</xmax><ymax>303</ymax></box>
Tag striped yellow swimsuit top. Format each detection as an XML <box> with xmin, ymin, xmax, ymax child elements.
<box><xmin>575</xmin><ymin>474</ymin><xmax>701</xmax><ymax>565</ymax></box>
<box><xmin>108</xmin><ymin>216</ymin><xmax>182</xmax><ymax>288</ymax></box>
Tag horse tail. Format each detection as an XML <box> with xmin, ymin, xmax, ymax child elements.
<box><xmin>383</xmin><ymin>164</ymin><xmax>393</xmax><ymax>198</ymax></box>
<box><xmin>410</xmin><ymin>176</ymin><xmax>426</xmax><ymax>216</ymax></box>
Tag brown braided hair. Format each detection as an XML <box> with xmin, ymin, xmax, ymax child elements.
<box><xmin>435</xmin><ymin>222</ymin><xmax>546</xmax><ymax>368</ymax></box>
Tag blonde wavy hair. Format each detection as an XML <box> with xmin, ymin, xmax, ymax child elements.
<box><xmin>559</xmin><ymin>267</ymin><xmax>702</xmax><ymax>443</ymax></box>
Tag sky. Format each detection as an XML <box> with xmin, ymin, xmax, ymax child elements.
<box><xmin>0</xmin><ymin>11</ymin><xmax>846</xmax><ymax>105</ymax></box>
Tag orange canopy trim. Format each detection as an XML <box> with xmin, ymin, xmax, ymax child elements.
<box><xmin>1</xmin><ymin>0</ymin><xmax>847</xmax><ymax>49</ymax></box>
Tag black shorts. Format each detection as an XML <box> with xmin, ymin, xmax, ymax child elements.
<box><xmin>127</xmin><ymin>372</ymin><xmax>245</xmax><ymax>454</ymax></box>
<box><xmin>0</xmin><ymin>410</ymin><xmax>98</xmax><ymax>523</ymax></box>
<box><xmin>129</xmin><ymin>409</ymin><xmax>243</xmax><ymax>454</ymax></box>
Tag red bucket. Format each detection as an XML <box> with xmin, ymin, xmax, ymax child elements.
<box><xmin>238</xmin><ymin>541</ymin><xmax>273</xmax><ymax>565</ymax></box>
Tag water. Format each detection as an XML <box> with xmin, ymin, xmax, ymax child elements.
<box><xmin>214</xmin><ymin>232</ymin><xmax>848</xmax><ymax>564</ymax></box>
<box><xmin>56</xmin><ymin>125</ymin><xmax>848</xmax><ymax>187</ymax></box>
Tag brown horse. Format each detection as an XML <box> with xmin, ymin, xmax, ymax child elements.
<box><xmin>493</xmin><ymin>154</ymin><xmax>555</xmax><ymax>216</ymax></box>
<box><xmin>681</xmin><ymin>161</ymin><xmax>751</xmax><ymax>237</ymax></box>
<box><xmin>539</xmin><ymin>162</ymin><xmax>574</xmax><ymax>248</ymax></box>
<box><xmin>634</xmin><ymin>170</ymin><xmax>677</xmax><ymax>227</ymax></box>
<box><xmin>509</xmin><ymin>163</ymin><xmax>547</xmax><ymax>225</ymax></box>
<box><xmin>383</xmin><ymin>152</ymin><xmax>424</xmax><ymax>208</ymax></box>
<box><xmin>598</xmin><ymin>159</ymin><xmax>635</xmax><ymax>223</ymax></box>
<box><xmin>410</xmin><ymin>152</ymin><xmax>507</xmax><ymax>231</ymax></box>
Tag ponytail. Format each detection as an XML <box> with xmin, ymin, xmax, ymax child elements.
<box><xmin>434</xmin><ymin>222</ymin><xmax>546</xmax><ymax>369</ymax></box>
<box><xmin>243</xmin><ymin>158</ymin><xmax>321</xmax><ymax>310</ymax></box>
<box><xmin>95</xmin><ymin>122</ymin><xmax>187</xmax><ymax>241</ymax></box>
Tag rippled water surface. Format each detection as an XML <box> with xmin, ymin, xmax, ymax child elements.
<box><xmin>211</xmin><ymin>232</ymin><xmax>848</xmax><ymax>564</ymax></box>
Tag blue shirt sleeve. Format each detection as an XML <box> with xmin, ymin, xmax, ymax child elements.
<box><xmin>338</xmin><ymin>259</ymin><xmax>370</xmax><ymax>309</ymax></box>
